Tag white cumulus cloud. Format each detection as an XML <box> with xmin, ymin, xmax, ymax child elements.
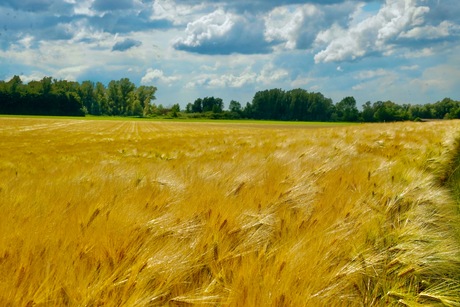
<box><xmin>185</xmin><ymin>63</ymin><xmax>289</xmax><ymax>89</ymax></box>
<box><xmin>314</xmin><ymin>0</ymin><xmax>430</xmax><ymax>63</ymax></box>
<box><xmin>256</xmin><ymin>64</ymin><xmax>289</xmax><ymax>85</ymax></box>
<box><xmin>173</xmin><ymin>8</ymin><xmax>269</xmax><ymax>54</ymax></box>
<box><xmin>400</xmin><ymin>20</ymin><xmax>460</xmax><ymax>39</ymax></box>
<box><xmin>264</xmin><ymin>4</ymin><xmax>320</xmax><ymax>50</ymax></box>
<box><xmin>174</xmin><ymin>9</ymin><xmax>235</xmax><ymax>48</ymax></box>
<box><xmin>141</xmin><ymin>68</ymin><xmax>181</xmax><ymax>85</ymax></box>
<box><xmin>151</xmin><ymin>0</ymin><xmax>210</xmax><ymax>25</ymax></box>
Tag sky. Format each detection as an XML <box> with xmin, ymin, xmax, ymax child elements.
<box><xmin>0</xmin><ymin>0</ymin><xmax>459</xmax><ymax>108</ymax></box>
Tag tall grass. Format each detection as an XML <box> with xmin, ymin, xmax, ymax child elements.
<box><xmin>0</xmin><ymin>117</ymin><xmax>459</xmax><ymax>306</ymax></box>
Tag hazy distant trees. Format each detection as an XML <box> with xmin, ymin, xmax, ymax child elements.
<box><xmin>187</xmin><ymin>97</ymin><xmax>224</xmax><ymax>114</ymax></box>
<box><xmin>353</xmin><ymin>98</ymin><xmax>460</xmax><ymax>122</ymax></box>
<box><xmin>1</xmin><ymin>75</ymin><xmax>460</xmax><ymax>122</ymax></box>
<box><xmin>229</xmin><ymin>100</ymin><xmax>242</xmax><ymax>113</ymax></box>
<box><xmin>187</xmin><ymin>89</ymin><xmax>335</xmax><ymax>121</ymax></box>
<box><xmin>168</xmin><ymin>94</ymin><xmax>453</xmax><ymax>121</ymax></box>
<box><xmin>170</xmin><ymin>103</ymin><xmax>181</xmax><ymax>117</ymax></box>
<box><xmin>244</xmin><ymin>89</ymin><xmax>460</xmax><ymax>122</ymax></box>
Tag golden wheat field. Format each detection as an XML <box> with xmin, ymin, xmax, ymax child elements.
<box><xmin>1</xmin><ymin>117</ymin><xmax>460</xmax><ymax>306</ymax></box>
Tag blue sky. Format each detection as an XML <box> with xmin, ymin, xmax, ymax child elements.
<box><xmin>0</xmin><ymin>0</ymin><xmax>459</xmax><ymax>108</ymax></box>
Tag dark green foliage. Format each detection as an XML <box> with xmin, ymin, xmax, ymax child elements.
<box><xmin>229</xmin><ymin>100</ymin><xmax>242</xmax><ymax>113</ymax></box>
<box><xmin>243</xmin><ymin>89</ymin><xmax>460</xmax><ymax>122</ymax></box>
<box><xmin>192</xmin><ymin>98</ymin><xmax>203</xmax><ymax>113</ymax></box>
<box><xmin>0</xmin><ymin>76</ymin><xmax>157</xmax><ymax>117</ymax></box>
<box><xmin>170</xmin><ymin>103</ymin><xmax>181</xmax><ymax>117</ymax></box>
<box><xmin>358</xmin><ymin>98</ymin><xmax>460</xmax><ymax>122</ymax></box>
<box><xmin>78</xmin><ymin>80</ymin><xmax>96</xmax><ymax>114</ymax></box>
<box><xmin>245</xmin><ymin>88</ymin><xmax>334</xmax><ymax>121</ymax></box>
<box><xmin>190</xmin><ymin>97</ymin><xmax>224</xmax><ymax>113</ymax></box>
<box><xmin>335</xmin><ymin>96</ymin><xmax>359</xmax><ymax>122</ymax></box>
<box><xmin>1</xmin><ymin>75</ymin><xmax>459</xmax><ymax>121</ymax></box>
<box><xmin>0</xmin><ymin>76</ymin><xmax>85</xmax><ymax>116</ymax></box>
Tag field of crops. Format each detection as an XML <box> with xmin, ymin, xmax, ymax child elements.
<box><xmin>1</xmin><ymin>117</ymin><xmax>459</xmax><ymax>306</ymax></box>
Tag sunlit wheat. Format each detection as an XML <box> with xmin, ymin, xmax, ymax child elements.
<box><xmin>0</xmin><ymin>117</ymin><xmax>459</xmax><ymax>306</ymax></box>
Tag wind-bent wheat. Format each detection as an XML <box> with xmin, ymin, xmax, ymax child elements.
<box><xmin>0</xmin><ymin>117</ymin><xmax>459</xmax><ymax>306</ymax></box>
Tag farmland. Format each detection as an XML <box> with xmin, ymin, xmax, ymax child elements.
<box><xmin>1</xmin><ymin>117</ymin><xmax>460</xmax><ymax>306</ymax></box>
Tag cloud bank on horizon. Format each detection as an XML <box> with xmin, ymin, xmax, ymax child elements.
<box><xmin>0</xmin><ymin>0</ymin><xmax>459</xmax><ymax>107</ymax></box>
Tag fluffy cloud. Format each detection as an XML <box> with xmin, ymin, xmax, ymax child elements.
<box><xmin>400</xmin><ymin>21</ymin><xmax>460</xmax><ymax>40</ymax></box>
<box><xmin>256</xmin><ymin>64</ymin><xmax>290</xmax><ymax>85</ymax></box>
<box><xmin>209</xmin><ymin>70</ymin><xmax>257</xmax><ymax>88</ymax></box>
<box><xmin>72</xmin><ymin>0</ymin><xmax>100</xmax><ymax>17</ymax></box>
<box><xmin>185</xmin><ymin>71</ymin><xmax>256</xmax><ymax>89</ymax></box>
<box><xmin>151</xmin><ymin>0</ymin><xmax>212</xmax><ymax>25</ymax></box>
<box><xmin>185</xmin><ymin>64</ymin><xmax>289</xmax><ymax>89</ymax></box>
<box><xmin>314</xmin><ymin>0</ymin><xmax>430</xmax><ymax>63</ymax></box>
<box><xmin>173</xmin><ymin>9</ymin><xmax>270</xmax><ymax>54</ymax></box>
<box><xmin>141</xmin><ymin>68</ymin><xmax>181</xmax><ymax>85</ymax></box>
<box><xmin>174</xmin><ymin>9</ymin><xmax>233</xmax><ymax>47</ymax></box>
<box><xmin>172</xmin><ymin>2</ymin><xmax>357</xmax><ymax>55</ymax></box>
<box><xmin>264</xmin><ymin>4</ymin><xmax>320</xmax><ymax>50</ymax></box>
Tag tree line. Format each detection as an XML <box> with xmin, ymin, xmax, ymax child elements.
<box><xmin>0</xmin><ymin>76</ymin><xmax>85</xmax><ymax>116</ymax></box>
<box><xmin>1</xmin><ymin>75</ymin><xmax>459</xmax><ymax>122</ymax></box>
<box><xmin>186</xmin><ymin>89</ymin><xmax>460</xmax><ymax>122</ymax></box>
<box><xmin>0</xmin><ymin>76</ymin><xmax>157</xmax><ymax>117</ymax></box>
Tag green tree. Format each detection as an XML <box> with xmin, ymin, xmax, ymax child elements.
<box><xmin>307</xmin><ymin>92</ymin><xmax>334</xmax><ymax>121</ymax></box>
<box><xmin>433</xmin><ymin>98</ymin><xmax>460</xmax><ymax>119</ymax></box>
<box><xmin>157</xmin><ymin>104</ymin><xmax>166</xmax><ymax>116</ymax></box>
<box><xmin>192</xmin><ymin>98</ymin><xmax>203</xmax><ymax>113</ymax></box>
<box><xmin>170</xmin><ymin>103</ymin><xmax>181</xmax><ymax>117</ymax></box>
<box><xmin>39</xmin><ymin>77</ymin><xmax>53</xmax><ymax>95</ymax></box>
<box><xmin>229</xmin><ymin>100</ymin><xmax>242</xmax><ymax>113</ymax></box>
<box><xmin>243</xmin><ymin>102</ymin><xmax>253</xmax><ymax>118</ymax></box>
<box><xmin>373</xmin><ymin>101</ymin><xmax>404</xmax><ymax>122</ymax></box>
<box><xmin>106</xmin><ymin>78</ymin><xmax>136</xmax><ymax>115</ymax></box>
<box><xmin>228</xmin><ymin>100</ymin><xmax>242</xmax><ymax>118</ymax></box>
<box><xmin>361</xmin><ymin>101</ymin><xmax>374</xmax><ymax>122</ymax></box>
<box><xmin>78</xmin><ymin>81</ymin><xmax>96</xmax><ymax>114</ymax></box>
<box><xmin>251</xmin><ymin>89</ymin><xmax>283</xmax><ymax>119</ymax></box>
<box><xmin>7</xmin><ymin>75</ymin><xmax>23</xmax><ymax>94</ymax></box>
<box><xmin>132</xmin><ymin>100</ymin><xmax>144</xmax><ymax>117</ymax></box>
<box><xmin>118</xmin><ymin>78</ymin><xmax>135</xmax><ymax>115</ymax></box>
<box><xmin>185</xmin><ymin>103</ymin><xmax>193</xmax><ymax>113</ymax></box>
<box><xmin>336</xmin><ymin>96</ymin><xmax>359</xmax><ymax>122</ymax></box>
<box><xmin>202</xmin><ymin>97</ymin><xmax>224</xmax><ymax>113</ymax></box>
<box><xmin>287</xmin><ymin>89</ymin><xmax>307</xmax><ymax>120</ymax></box>
<box><xmin>107</xmin><ymin>80</ymin><xmax>120</xmax><ymax>115</ymax></box>
<box><xmin>95</xmin><ymin>82</ymin><xmax>108</xmax><ymax>115</ymax></box>
<box><xmin>135</xmin><ymin>85</ymin><xmax>156</xmax><ymax>115</ymax></box>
